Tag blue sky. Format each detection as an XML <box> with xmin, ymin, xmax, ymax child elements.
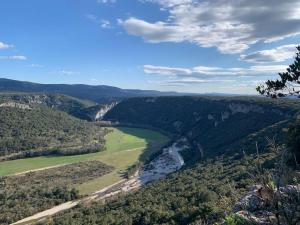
<box><xmin>0</xmin><ymin>0</ymin><xmax>299</xmax><ymax>94</ymax></box>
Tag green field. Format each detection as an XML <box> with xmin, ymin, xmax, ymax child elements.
<box><xmin>0</xmin><ymin>127</ymin><xmax>169</xmax><ymax>194</ymax></box>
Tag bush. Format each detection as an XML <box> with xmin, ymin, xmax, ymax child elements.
<box><xmin>286</xmin><ymin>119</ymin><xmax>300</xmax><ymax>164</ymax></box>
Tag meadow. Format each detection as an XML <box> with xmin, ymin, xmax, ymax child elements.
<box><xmin>0</xmin><ymin>127</ymin><xmax>169</xmax><ymax>194</ymax></box>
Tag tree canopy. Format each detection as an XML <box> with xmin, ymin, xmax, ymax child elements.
<box><xmin>257</xmin><ymin>46</ymin><xmax>300</xmax><ymax>98</ymax></box>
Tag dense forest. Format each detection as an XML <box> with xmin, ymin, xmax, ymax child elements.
<box><xmin>105</xmin><ymin>96</ymin><xmax>300</xmax><ymax>158</ymax></box>
<box><xmin>0</xmin><ymin>103</ymin><xmax>106</xmax><ymax>159</ymax></box>
<box><xmin>42</xmin><ymin>147</ymin><xmax>299</xmax><ymax>225</ymax></box>
<box><xmin>41</xmin><ymin>96</ymin><xmax>300</xmax><ymax>225</ymax></box>
<box><xmin>0</xmin><ymin>161</ymin><xmax>113</xmax><ymax>224</ymax></box>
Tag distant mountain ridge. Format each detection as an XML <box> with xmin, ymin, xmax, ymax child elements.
<box><xmin>0</xmin><ymin>78</ymin><xmax>193</xmax><ymax>104</ymax></box>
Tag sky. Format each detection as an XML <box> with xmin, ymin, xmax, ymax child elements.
<box><xmin>0</xmin><ymin>0</ymin><xmax>300</xmax><ymax>94</ymax></box>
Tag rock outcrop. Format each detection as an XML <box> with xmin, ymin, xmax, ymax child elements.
<box><xmin>0</xmin><ymin>102</ymin><xmax>31</xmax><ymax>110</ymax></box>
<box><xmin>234</xmin><ymin>185</ymin><xmax>300</xmax><ymax>225</ymax></box>
<box><xmin>95</xmin><ymin>102</ymin><xmax>118</xmax><ymax>121</ymax></box>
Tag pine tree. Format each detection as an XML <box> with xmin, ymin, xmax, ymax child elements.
<box><xmin>257</xmin><ymin>46</ymin><xmax>300</xmax><ymax>98</ymax></box>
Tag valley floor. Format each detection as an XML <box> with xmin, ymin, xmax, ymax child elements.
<box><xmin>0</xmin><ymin>127</ymin><xmax>168</xmax><ymax>194</ymax></box>
<box><xmin>11</xmin><ymin>136</ymin><xmax>188</xmax><ymax>225</ymax></box>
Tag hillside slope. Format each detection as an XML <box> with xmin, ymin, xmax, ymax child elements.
<box><xmin>104</xmin><ymin>96</ymin><xmax>300</xmax><ymax>158</ymax></box>
<box><xmin>0</xmin><ymin>78</ymin><xmax>188</xmax><ymax>104</ymax></box>
<box><xmin>0</xmin><ymin>103</ymin><xmax>106</xmax><ymax>160</ymax></box>
<box><xmin>0</xmin><ymin>92</ymin><xmax>105</xmax><ymax>121</ymax></box>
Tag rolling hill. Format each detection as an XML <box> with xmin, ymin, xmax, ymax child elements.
<box><xmin>0</xmin><ymin>78</ymin><xmax>190</xmax><ymax>104</ymax></box>
<box><xmin>0</xmin><ymin>101</ymin><xmax>106</xmax><ymax>160</ymax></box>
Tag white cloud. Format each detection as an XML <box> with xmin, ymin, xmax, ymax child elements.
<box><xmin>29</xmin><ymin>64</ymin><xmax>43</xmax><ymax>68</ymax></box>
<box><xmin>143</xmin><ymin>64</ymin><xmax>287</xmax><ymax>77</ymax></box>
<box><xmin>0</xmin><ymin>42</ymin><xmax>13</xmax><ymax>49</ymax></box>
<box><xmin>240</xmin><ymin>44</ymin><xmax>299</xmax><ymax>63</ymax></box>
<box><xmin>59</xmin><ymin>70</ymin><xmax>77</xmax><ymax>76</ymax></box>
<box><xmin>85</xmin><ymin>14</ymin><xmax>98</xmax><ymax>21</ymax></box>
<box><xmin>122</xmin><ymin>0</ymin><xmax>300</xmax><ymax>54</ymax></box>
<box><xmin>0</xmin><ymin>55</ymin><xmax>27</xmax><ymax>60</ymax></box>
<box><xmin>141</xmin><ymin>0</ymin><xmax>194</xmax><ymax>7</ymax></box>
<box><xmin>86</xmin><ymin>14</ymin><xmax>112</xmax><ymax>29</ymax></box>
<box><xmin>157</xmin><ymin>78</ymin><xmax>234</xmax><ymax>86</ymax></box>
<box><xmin>144</xmin><ymin>65</ymin><xmax>192</xmax><ymax>75</ymax></box>
<box><xmin>97</xmin><ymin>0</ymin><xmax>116</xmax><ymax>4</ymax></box>
<box><xmin>100</xmin><ymin>19</ymin><xmax>112</xmax><ymax>29</ymax></box>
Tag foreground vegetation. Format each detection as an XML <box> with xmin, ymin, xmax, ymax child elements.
<box><xmin>0</xmin><ymin>161</ymin><xmax>113</xmax><ymax>225</ymax></box>
<box><xmin>43</xmin><ymin>149</ymin><xmax>299</xmax><ymax>225</ymax></box>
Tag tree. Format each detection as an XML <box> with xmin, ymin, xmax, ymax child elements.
<box><xmin>286</xmin><ymin>120</ymin><xmax>300</xmax><ymax>164</ymax></box>
<box><xmin>256</xmin><ymin>46</ymin><xmax>300</xmax><ymax>98</ymax></box>
<box><xmin>256</xmin><ymin>45</ymin><xmax>300</xmax><ymax>165</ymax></box>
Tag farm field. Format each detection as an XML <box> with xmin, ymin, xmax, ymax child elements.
<box><xmin>0</xmin><ymin>127</ymin><xmax>169</xmax><ymax>194</ymax></box>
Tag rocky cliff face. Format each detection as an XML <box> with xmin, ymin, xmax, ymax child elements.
<box><xmin>95</xmin><ymin>102</ymin><xmax>118</xmax><ymax>121</ymax></box>
<box><xmin>0</xmin><ymin>93</ymin><xmax>103</xmax><ymax>121</ymax></box>
<box><xmin>0</xmin><ymin>102</ymin><xmax>31</xmax><ymax>110</ymax></box>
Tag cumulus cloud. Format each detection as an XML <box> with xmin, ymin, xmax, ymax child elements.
<box><xmin>122</xmin><ymin>0</ymin><xmax>300</xmax><ymax>54</ymax></box>
<box><xmin>0</xmin><ymin>42</ymin><xmax>12</xmax><ymax>49</ymax></box>
<box><xmin>0</xmin><ymin>55</ymin><xmax>27</xmax><ymax>60</ymax></box>
<box><xmin>240</xmin><ymin>44</ymin><xmax>299</xmax><ymax>63</ymax></box>
<box><xmin>143</xmin><ymin>64</ymin><xmax>287</xmax><ymax>77</ymax></box>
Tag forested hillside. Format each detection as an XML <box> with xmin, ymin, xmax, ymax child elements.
<box><xmin>0</xmin><ymin>93</ymin><xmax>103</xmax><ymax>121</ymax></box>
<box><xmin>43</xmin><ymin>96</ymin><xmax>300</xmax><ymax>225</ymax></box>
<box><xmin>43</xmin><ymin>153</ymin><xmax>282</xmax><ymax>225</ymax></box>
<box><xmin>105</xmin><ymin>96</ymin><xmax>300</xmax><ymax>158</ymax></box>
<box><xmin>0</xmin><ymin>103</ymin><xmax>106</xmax><ymax>160</ymax></box>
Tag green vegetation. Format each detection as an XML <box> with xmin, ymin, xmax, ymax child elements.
<box><xmin>0</xmin><ymin>105</ymin><xmax>106</xmax><ymax>159</ymax></box>
<box><xmin>38</xmin><ymin>96</ymin><xmax>300</xmax><ymax>225</ymax></box>
<box><xmin>1</xmin><ymin>93</ymin><xmax>299</xmax><ymax>225</ymax></box>
<box><xmin>0</xmin><ymin>92</ymin><xmax>103</xmax><ymax>121</ymax></box>
<box><xmin>42</xmin><ymin>152</ymin><xmax>280</xmax><ymax>225</ymax></box>
<box><xmin>257</xmin><ymin>45</ymin><xmax>300</xmax><ymax>98</ymax></box>
<box><xmin>78</xmin><ymin>127</ymin><xmax>169</xmax><ymax>194</ymax></box>
<box><xmin>0</xmin><ymin>78</ymin><xmax>179</xmax><ymax>104</ymax></box>
<box><xmin>224</xmin><ymin>214</ymin><xmax>257</xmax><ymax>225</ymax></box>
<box><xmin>105</xmin><ymin>96</ymin><xmax>300</xmax><ymax>158</ymax></box>
<box><xmin>286</xmin><ymin>118</ymin><xmax>300</xmax><ymax>163</ymax></box>
<box><xmin>0</xmin><ymin>161</ymin><xmax>113</xmax><ymax>225</ymax></box>
<box><xmin>0</xmin><ymin>127</ymin><xmax>168</xmax><ymax>224</ymax></box>
<box><xmin>0</xmin><ymin>127</ymin><xmax>169</xmax><ymax>193</ymax></box>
